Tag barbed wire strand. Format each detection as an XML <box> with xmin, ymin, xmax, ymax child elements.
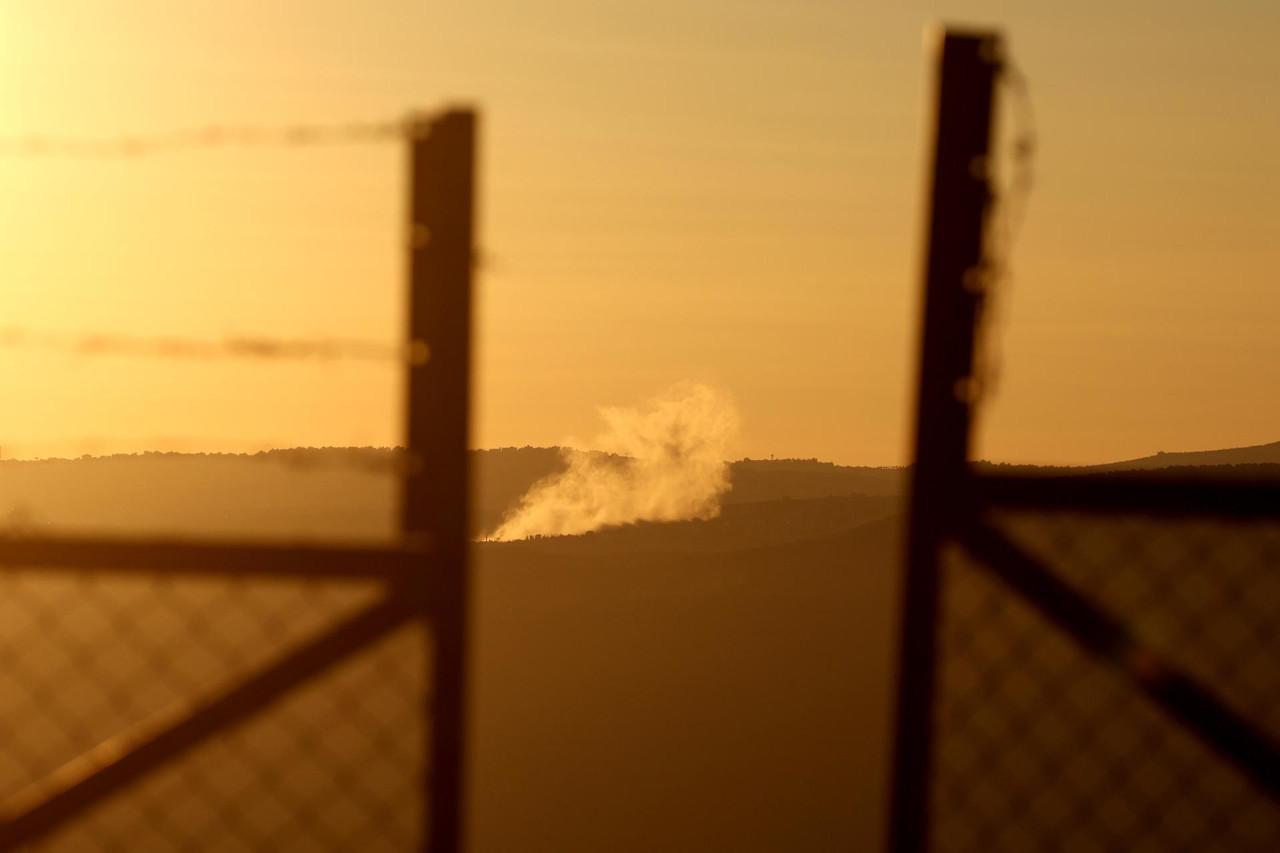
<box><xmin>0</xmin><ymin>327</ymin><xmax>427</xmax><ymax>365</ymax></box>
<box><xmin>0</xmin><ymin>119</ymin><xmax>406</xmax><ymax>159</ymax></box>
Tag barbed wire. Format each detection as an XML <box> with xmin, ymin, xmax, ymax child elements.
<box><xmin>0</xmin><ymin>119</ymin><xmax>406</xmax><ymax>159</ymax></box>
<box><xmin>971</xmin><ymin>53</ymin><xmax>1037</xmax><ymax>409</ymax></box>
<box><xmin>998</xmin><ymin>62</ymin><xmax>1037</xmax><ymax>257</ymax></box>
<box><xmin>0</xmin><ymin>326</ymin><xmax>426</xmax><ymax>365</ymax></box>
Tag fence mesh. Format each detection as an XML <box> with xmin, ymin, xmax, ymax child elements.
<box><xmin>0</xmin><ymin>570</ymin><xmax>424</xmax><ymax>851</ymax></box>
<box><xmin>929</xmin><ymin>512</ymin><xmax>1280</xmax><ymax>852</ymax></box>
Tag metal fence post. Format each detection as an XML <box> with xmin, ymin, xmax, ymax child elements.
<box><xmin>887</xmin><ymin>29</ymin><xmax>1000</xmax><ymax>853</ymax></box>
<box><xmin>403</xmin><ymin>108</ymin><xmax>477</xmax><ymax>853</ymax></box>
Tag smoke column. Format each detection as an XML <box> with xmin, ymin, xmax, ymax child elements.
<box><xmin>490</xmin><ymin>383</ymin><xmax>740</xmax><ymax>541</ymax></box>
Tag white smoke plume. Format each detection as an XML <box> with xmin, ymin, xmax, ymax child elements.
<box><xmin>489</xmin><ymin>383</ymin><xmax>740</xmax><ymax>541</ymax></box>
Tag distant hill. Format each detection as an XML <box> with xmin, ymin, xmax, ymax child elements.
<box><xmin>2</xmin><ymin>442</ymin><xmax>1274</xmax><ymax>539</ymax></box>
<box><xmin>1081</xmin><ymin>439</ymin><xmax>1280</xmax><ymax>471</ymax></box>
<box><xmin>0</xmin><ymin>449</ymin><xmax>401</xmax><ymax>541</ymax></box>
<box><xmin>725</xmin><ymin>459</ymin><xmax>904</xmax><ymax>502</ymax></box>
<box><xmin>0</xmin><ymin>447</ymin><xmax>905</xmax><ymax>539</ymax></box>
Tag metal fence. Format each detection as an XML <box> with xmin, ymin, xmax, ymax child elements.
<box><xmin>889</xmin><ymin>29</ymin><xmax>1280</xmax><ymax>853</ymax></box>
<box><xmin>932</xmin><ymin>508</ymin><xmax>1280</xmax><ymax>852</ymax></box>
<box><xmin>0</xmin><ymin>108</ymin><xmax>476</xmax><ymax>852</ymax></box>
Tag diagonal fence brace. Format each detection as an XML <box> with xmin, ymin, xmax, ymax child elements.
<box><xmin>0</xmin><ymin>589</ymin><xmax>420</xmax><ymax>851</ymax></box>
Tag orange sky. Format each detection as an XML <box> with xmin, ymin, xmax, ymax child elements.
<box><xmin>1</xmin><ymin>1</ymin><xmax>1276</xmax><ymax>466</ymax></box>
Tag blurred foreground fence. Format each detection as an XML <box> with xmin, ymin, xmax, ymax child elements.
<box><xmin>890</xmin><ymin>30</ymin><xmax>1280</xmax><ymax>852</ymax></box>
<box><xmin>0</xmin><ymin>108</ymin><xmax>477</xmax><ymax>851</ymax></box>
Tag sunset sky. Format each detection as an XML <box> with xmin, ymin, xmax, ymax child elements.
<box><xmin>1</xmin><ymin>0</ymin><xmax>1276</xmax><ymax>466</ymax></box>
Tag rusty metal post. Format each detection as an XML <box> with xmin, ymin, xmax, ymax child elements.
<box><xmin>402</xmin><ymin>108</ymin><xmax>477</xmax><ymax>853</ymax></box>
<box><xmin>887</xmin><ymin>29</ymin><xmax>1000</xmax><ymax>853</ymax></box>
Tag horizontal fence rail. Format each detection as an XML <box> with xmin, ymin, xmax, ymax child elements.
<box><xmin>972</xmin><ymin>472</ymin><xmax>1280</xmax><ymax>518</ymax></box>
<box><xmin>0</xmin><ymin>536</ymin><xmax>430</xmax><ymax>581</ymax></box>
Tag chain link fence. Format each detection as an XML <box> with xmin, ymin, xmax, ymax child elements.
<box><xmin>929</xmin><ymin>511</ymin><xmax>1280</xmax><ymax>852</ymax></box>
<box><xmin>0</xmin><ymin>568</ymin><xmax>426</xmax><ymax>851</ymax></box>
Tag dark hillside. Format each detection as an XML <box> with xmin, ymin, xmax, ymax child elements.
<box><xmin>725</xmin><ymin>459</ymin><xmax>905</xmax><ymax>502</ymax></box>
<box><xmin>472</xmin><ymin>516</ymin><xmax>902</xmax><ymax>852</ymax></box>
<box><xmin>1084</xmin><ymin>439</ymin><xmax>1280</xmax><ymax>471</ymax></box>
